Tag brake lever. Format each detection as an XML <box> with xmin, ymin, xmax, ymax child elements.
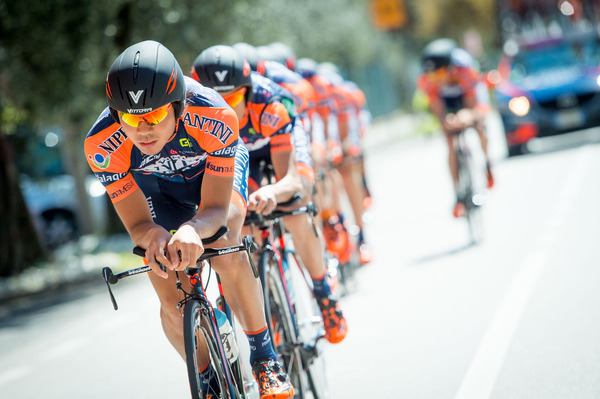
<box><xmin>242</xmin><ymin>235</ymin><xmax>259</xmax><ymax>278</ymax></box>
<box><xmin>102</xmin><ymin>267</ymin><xmax>119</xmax><ymax>310</ymax></box>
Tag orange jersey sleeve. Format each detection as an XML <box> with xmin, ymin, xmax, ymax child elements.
<box><xmin>84</xmin><ymin>123</ymin><xmax>139</xmax><ymax>203</ymax></box>
<box><xmin>185</xmin><ymin>106</ymin><xmax>239</xmax><ymax>177</ymax></box>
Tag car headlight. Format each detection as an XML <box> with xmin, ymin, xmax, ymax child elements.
<box><xmin>508</xmin><ymin>96</ymin><xmax>530</xmax><ymax>117</ymax></box>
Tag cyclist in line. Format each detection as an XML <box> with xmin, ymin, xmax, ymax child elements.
<box><xmin>84</xmin><ymin>40</ymin><xmax>293</xmax><ymax>399</ymax></box>
<box><xmin>191</xmin><ymin>45</ymin><xmax>348</xmax><ymax>346</ymax></box>
<box><xmin>234</xmin><ymin>43</ymin><xmax>346</xmax><ymax>290</ymax></box>
<box><xmin>347</xmin><ymin>80</ymin><xmax>374</xmax><ymax>211</ymax></box>
<box><xmin>318</xmin><ymin>63</ymin><xmax>373</xmax><ymax>265</ymax></box>
<box><xmin>417</xmin><ymin>38</ymin><xmax>494</xmax><ymax>218</ymax></box>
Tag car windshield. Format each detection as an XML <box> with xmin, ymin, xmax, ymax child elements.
<box><xmin>510</xmin><ymin>37</ymin><xmax>600</xmax><ymax>82</ymax></box>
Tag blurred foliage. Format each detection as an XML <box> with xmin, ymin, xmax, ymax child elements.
<box><xmin>0</xmin><ymin>0</ymin><xmax>501</xmax><ymax>139</ymax></box>
<box><xmin>0</xmin><ymin>0</ymin><xmax>506</xmax><ymax>273</ymax></box>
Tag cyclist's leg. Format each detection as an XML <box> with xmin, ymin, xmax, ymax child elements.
<box><xmin>137</xmin><ymin>179</ymin><xmax>208</xmax><ymax>361</ymax></box>
<box><xmin>445</xmin><ymin>131</ymin><xmax>466</xmax><ymax>218</ymax></box>
<box><xmin>283</xmin><ymin>152</ymin><xmax>348</xmax><ymax>343</ymax></box>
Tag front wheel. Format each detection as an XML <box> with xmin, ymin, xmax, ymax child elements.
<box><xmin>183</xmin><ymin>300</ymin><xmax>243</xmax><ymax>399</ymax></box>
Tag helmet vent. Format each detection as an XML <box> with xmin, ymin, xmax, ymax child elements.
<box><xmin>132</xmin><ymin>51</ymin><xmax>140</xmax><ymax>83</ymax></box>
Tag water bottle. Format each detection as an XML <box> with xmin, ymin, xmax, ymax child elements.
<box><xmin>282</xmin><ymin>255</ymin><xmax>295</xmax><ymax>305</ymax></box>
<box><xmin>214</xmin><ymin>307</ymin><xmax>239</xmax><ymax>363</ymax></box>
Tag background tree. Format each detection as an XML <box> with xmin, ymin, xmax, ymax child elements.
<box><xmin>0</xmin><ymin>0</ymin><xmax>500</xmax><ymax>276</ymax></box>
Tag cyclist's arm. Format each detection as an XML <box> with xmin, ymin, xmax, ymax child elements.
<box><xmin>112</xmin><ymin>188</ymin><xmax>172</xmax><ymax>279</ymax></box>
<box><xmin>181</xmin><ymin>173</ymin><xmax>232</xmax><ymax>240</ymax></box>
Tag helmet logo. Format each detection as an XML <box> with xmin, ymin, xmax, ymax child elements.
<box><xmin>215</xmin><ymin>70</ymin><xmax>229</xmax><ymax>82</ymax></box>
<box><xmin>129</xmin><ymin>90</ymin><xmax>144</xmax><ymax>104</ymax></box>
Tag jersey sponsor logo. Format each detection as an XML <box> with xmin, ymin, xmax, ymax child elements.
<box><xmin>260</xmin><ymin>112</ymin><xmax>282</xmax><ymax>128</ymax></box>
<box><xmin>207</xmin><ymin>163</ymin><xmax>234</xmax><ymax>174</ymax></box>
<box><xmin>88</xmin><ymin>153</ymin><xmax>111</xmax><ymax>169</ymax></box>
<box><xmin>212</xmin><ymin>145</ymin><xmax>236</xmax><ymax>156</ymax></box>
<box><xmin>140</xmin><ymin>153</ymin><xmax>161</xmax><ymax>168</ymax></box>
<box><xmin>281</xmin><ymin>97</ymin><xmax>297</xmax><ymax>116</ymax></box>
<box><xmin>215</xmin><ymin>70</ymin><xmax>229</xmax><ymax>82</ymax></box>
<box><xmin>243</xmin><ymin>136</ymin><xmax>270</xmax><ymax>152</ymax></box>
<box><xmin>94</xmin><ymin>171</ymin><xmax>128</xmax><ymax>184</ymax></box>
<box><xmin>146</xmin><ymin>196</ymin><xmax>157</xmax><ymax>219</ymax></box>
<box><xmin>109</xmin><ymin>181</ymin><xmax>135</xmax><ymax>200</ymax></box>
<box><xmin>129</xmin><ymin>90</ymin><xmax>144</xmax><ymax>104</ymax></box>
<box><xmin>138</xmin><ymin>153</ymin><xmax>207</xmax><ymax>176</ymax></box>
<box><xmin>179</xmin><ymin>138</ymin><xmax>193</xmax><ymax>147</ymax></box>
<box><xmin>98</xmin><ymin>130</ymin><xmax>128</xmax><ymax>154</ymax></box>
<box><xmin>182</xmin><ymin>113</ymin><xmax>235</xmax><ymax>144</ymax></box>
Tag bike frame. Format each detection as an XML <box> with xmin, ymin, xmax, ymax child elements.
<box><xmin>101</xmin><ymin>227</ymin><xmax>258</xmax><ymax>399</ymax></box>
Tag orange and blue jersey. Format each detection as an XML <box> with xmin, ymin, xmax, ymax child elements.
<box><xmin>417</xmin><ymin>63</ymin><xmax>480</xmax><ymax>113</ymax></box>
<box><xmin>242</xmin><ymin>72</ymin><xmax>314</xmax><ymax>187</ymax></box>
<box><xmin>306</xmin><ymin>72</ymin><xmax>343</xmax><ymax>164</ymax></box>
<box><xmin>263</xmin><ymin>60</ymin><xmax>315</xmax><ymax>118</ymax></box>
<box><xmin>84</xmin><ymin>76</ymin><xmax>249</xmax><ymax>231</ymax></box>
<box><xmin>262</xmin><ymin>62</ymin><xmax>316</xmax><ymax>182</ymax></box>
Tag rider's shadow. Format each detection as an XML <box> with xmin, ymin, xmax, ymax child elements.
<box><xmin>409</xmin><ymin>241</ymin><xmax>477</xmax><ymax>266</ymax></box>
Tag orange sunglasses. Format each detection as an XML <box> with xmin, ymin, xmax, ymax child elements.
<box><xmin>119</xmin><ymin>103</ymin><xmax>172</xmax><ymax>127</ymax></box>
<box><xmin>222</xmin><ymin>87</ymin><xmax>247</xmax><ymax>108</ymax></box>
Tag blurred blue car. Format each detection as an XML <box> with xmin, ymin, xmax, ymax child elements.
<box><xmin>493</xmin><ymin>31</ymin><xmax>600</xmax><ymax>155</ymax></box>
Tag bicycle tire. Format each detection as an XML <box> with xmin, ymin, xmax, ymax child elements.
<box><xmin>285</xmin><ymin>250</ymin><xmax>330</xmax><ymax>399</ymax></box>
<box><xmin>183</xmin><ymin>299</ymin><xmax>243</xmax><ymax>399</ymax></box>
<box><xmin>456</xmin><ymin>140</ymin><xmax>483</xmax><ymax>244</ymax></box>
<box><xmin>259</xmin><ymin>250</ymin><xmax>310</xmax><ymax>398</ymax></box>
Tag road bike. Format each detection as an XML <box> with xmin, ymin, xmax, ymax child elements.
<box><xmin>453</xmin><ymin>128</ymin><xmax>485</xmax><ymax>244</ymax></box>
<box><xmin>102</xmin><ymin>226</ymin><xmax>259</xmax><ymax>399</ymax></box>
<box><xmin>245</xmin><ymin>198</ymin><xmax>330</xmax><ymax>399</ymax></box>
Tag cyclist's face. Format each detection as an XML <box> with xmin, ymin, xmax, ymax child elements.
<box><xmin>427</xmin><ymin>66</ymin><xmax>449</xmax><ymax>83</ymax></box>
<box><xmin>119</xmin><ymin>106</ymin><xmax>178</xmax><ymax>155</ymax></box>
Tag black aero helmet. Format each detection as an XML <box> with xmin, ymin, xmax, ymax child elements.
<box><xmin>232</xmin><ymin>42</ymin><xmax>265</xmax><ymax>75</ymax></box>
<box><xmin>191</xmin><ymin>45</ymin><xmax>252</xmax><ymax>93</ymax></box>
<box><xmin>106</xmin><ymin>40</ymin><xmax>186</xmax><ymax>122</ymax></box>
<box><xmin>295</xmin><ymin>57</ymin><xmax>318</xmax><ymax>78</ymax></box>
<box><xmin>421</xmin><ymin>38</ymin><xmax>458</xmax><ymax>72</ymax></box>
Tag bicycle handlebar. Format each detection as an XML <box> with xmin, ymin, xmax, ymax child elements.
<box><xmin>101</xmin><ymin>226</ymin><xmax>258</xmax><ymax>310</ymax></box>
<box><xmin>244</xmin><ymin>201</ymin><xmax>318</xmax><ymax>227</ymax></box>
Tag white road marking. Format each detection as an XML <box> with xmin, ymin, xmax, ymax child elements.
<box><xmin>455</xmin><ymin>145</ymin><xmax>593</xmax><ymax>399</ymax></box>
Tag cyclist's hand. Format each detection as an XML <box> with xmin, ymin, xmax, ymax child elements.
<box><xmin>456</xmin><ymin>109</ymin><xmax>475</xmax><ymax>128</ymax></box>
<box><xmin>248</xmin><ymin>186</ymin><xmax>277</xmax><ymax>214</ymax></box>
<box><xmin>168</xmin><ymin>224</ymin><xmax>205</xmax><ymax>271</ymax></box>
<box><xmin>145</xmin><ymin>227</ymin><xmax>174</xmax><ymax>279</ymax></box>
<box><xmin>442</xmin><ymin>114</ymin><xmax>464</xmax><ymax>134</ymax></box>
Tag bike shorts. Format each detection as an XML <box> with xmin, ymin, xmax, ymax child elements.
<box><xmin>136</xmin><ymin>139</ymin><xmax>249</xmax><ymax>233</ymax></box>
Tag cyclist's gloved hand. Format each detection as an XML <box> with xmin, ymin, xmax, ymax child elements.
<box><xmin>168</xmin><ymin>224</ymin><xmax>205</xmax><ymax>271</ymax></box>
<box><xmin>248</xmin><ymin>186</ymin><xmax>278</xmax><ymax>215</ymax></box>
<box><xmin>145</xmin><ymin>227</ymin><xmax>174</xmax><ymax>279</ymax></box>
